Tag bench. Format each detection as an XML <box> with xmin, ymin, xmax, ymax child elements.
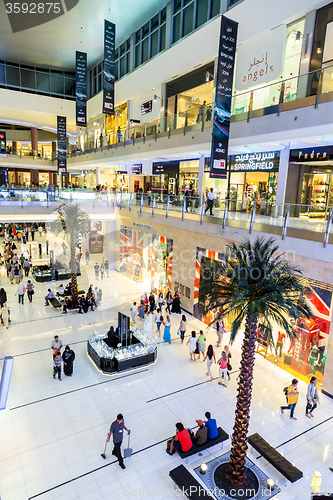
<box><xmin>63</xmin><ymin>289</ymin><xmax>85</xmax><ymax>297</ymax></box>
<box><xmin>49</xmin><ymin>297</ymin><xmax>62</xmax><ymax>308</ymax></box>
<box><xmin>175</xmin><ymin>427</ymin><xmax>229</xmax><ymax>461</ymax></box>
<box><xmin>169</xmin><ymin>465</ymin><xmax>212</xmax><ymax>499</ymax></box>
<box><xmin>248</xmin><ymin>433</ymin><xmax>303</xmax><ymax>483</ymax></box>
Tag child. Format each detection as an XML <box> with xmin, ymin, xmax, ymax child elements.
<box><xmin>53</xmin><ymin>351</ymin><xmax>63</xmax><ymax>381</ymax></box>
<box><xmin>97</xmin><ymin>289</ymin><xmax>102</xmax><ymax>302</ymax></box>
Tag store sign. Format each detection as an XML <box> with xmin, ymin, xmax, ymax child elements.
<box><xmin>57</xmin><ymin>116</ymin><xmax>67</xmax><ymax>173</ymax></box>
<box><xmin>118</xmin><ymin>312</ymin><xmax>130</xmax><ymax>342</ymax></box>
<box><xmin>230</xmin><ymin>151</ymin><xmax>280</xmax><ymax>172</ymax></box>
<box><xmin>133</xmin><ymin>222</ymin><xmax>153</xmax><ymax>230</ymax></box>
<box><xmin>103</xmin><ymin>20</ymin><xmax>116</xmax><ymax>114</ymax></box>
<box><xmin>210</xmin><ymin>15</ymin><xmax>238</xmax><ymax>179</ymax></box>
<box><xmin>152</xmin><ymin>161</ymin><xmax>180</xmax><ymax>175</ymax></box>
<box><xmin>0</xmin><ymin>131</ymin><xmax>6</xmax><ymax>156</ymax></box>
<box><xmin>131</xmin><ymin>164</ymin><xmax>142</xmax><ymax>174</ymax></box>
<box><xmin>234</xmin><ymin>24</ymin><xmax>285</xmax><ymax>91</ymax></box>
<box><xmin>76</xmin><ymin>51</ymin><xmax>87</xmax><ymax>127</ymax></box>
<box><xmin>141</xmin><ymin>101</ymin><xmax>152</xmax><ymax>115</ymax></box>
<box><xmin>290</xmin><ymin>146</ymin><xmax>333</xmax><ymax>162</ymax></box>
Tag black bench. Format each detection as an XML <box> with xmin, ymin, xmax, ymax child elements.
<box><xmin>175</xmin><ymin>427</ymin><xmax>229</xmax><ymax>460</ymax></box>
<box><xmin>248</xmin><ymin>433</ymin><xmax>303</xmax><ymax>483</ymax></box>
<box><xmin>169</xmin><ymin>465</ymin><xmax>212</xmax><ymax>499</ymax></box>
<box><xmin>49</xmin><ymin>297</ymin><xmax>61</xmax><ymax>308</ymax></box>
<box><xmin>64</xmin><ymin>289</ymin><xmax>85</xmax><ymax>297</ymax></box>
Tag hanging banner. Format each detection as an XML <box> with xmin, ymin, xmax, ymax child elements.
<box><xmin>57</xmin><ymin>116</ymin><xmax>67</xmax><ymax>173</ymax></box>
<box><xmin>210</xmin><ymin>15</ymin><xmax>238</xmax><ymax>178</ymax></box>
<box><xmin>103</xmin><ymin>20</ymin><xmax>116</xmax><ymax>114</ymax></box>
<box><xmin>0</xmin><ymin>131</ymin><xmax>6</xmax><ymax>156</ymax></box>
<box><xmin>76</xmin><ymin>51</ymin><xmax>87</xmax><ymax>127</ymax></box>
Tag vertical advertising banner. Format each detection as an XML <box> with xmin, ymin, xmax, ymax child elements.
<box><xmin>210</xmin><ymin>16</ymin><xmax>238</xmax><ymax>178</ymax></box>
<box><xmin>76</xmin><ymin>51</ymin><xmax>87</xmax><ymax>127</ymax></box>
<box><xmin>57</xmin><ymin>116</ymin><xmax>67</xmax><ymax>173</ymax></box>
<box><xmin>118</xmin><ymin>312</ymin><xmax>130</xmax><ymax>342</ymax></box>
<box><xmin>103</xmin><ymin>20</ymin><xmax>116</xmax><ymax>114</ymax></box>
<box><xmin>0</xmin><ymin>131</ymin><xmax>6</xmax><ymax>156</ymax></box>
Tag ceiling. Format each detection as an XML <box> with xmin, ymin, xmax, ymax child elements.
<box><xmin>0</xmin><ymin>0</ymin><xmax>168</xmax><ymax>71</ymax></box>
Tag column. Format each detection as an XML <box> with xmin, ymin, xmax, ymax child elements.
<box><xmin>31</xmin><ymin>127</ymin><xmax>38</xmax><ymax>157</ymax></box>
<box><xmin>275</xmin><ymin>144</ymin><xmax>290</xmax><ymax>215</ymax></box>
<box><xmin>297</xmin><ymin>10</ymin><xmax>316</xmax><ymax>99</ymax></box>
<box><xmin>322</xmin><ymin>319</ymin><xmax>333</xmax><ymax>398</ymax></box>
<box><xmin>52</xmin><ymin>141</ymin><xmax>56</xmax><ymax>160</ymax></box>
<box><xmin>103</xmin><ymin>220</ymin><xmax>116</xmax><ymax>269</ymax></box>
<box><xmin>12</xmin><ymin>141</ymin><xmax>17</xmax><ymax>155</ymax></box>
<box><xmin>197</xmin><ymin>154</ymin><xmax>205</xmax><ymax>199</ymax></box>
<box><xmin>30</xmin><ymin>169</ymin><xmax>38</xmax><ymax>186</ymax></box>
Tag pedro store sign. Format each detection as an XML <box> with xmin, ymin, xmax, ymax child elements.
<box><xmin>235</xmin><ymin>24</ymin><xmax>285</xmax><ymax>91</ymax></box>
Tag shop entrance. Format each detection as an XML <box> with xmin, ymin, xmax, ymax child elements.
<box><xmin>300</xmin><ymin>172</ymin><xmax>333</xmax><ymax>218</ymax></box>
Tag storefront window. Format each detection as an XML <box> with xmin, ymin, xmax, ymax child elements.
<box><xmin>105</xmin><ymin>102</ymin><xmax>128</xmax><ymax>144</ymax></box>
<box><xmin>176</xmin><ymin>80</ymin><xmax>214</xmax><ymax>128</ymax></box>
<box><xmin>77</xmin><ymin>169</ymin><xmax>96</xmax><ymax>189</ymax></box>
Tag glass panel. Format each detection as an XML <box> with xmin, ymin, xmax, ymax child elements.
<box><xmin>196</xmin><ymin>0</ymin><xmax>209</xmax><ymax>27</ymax></box>
<box><xmin>6</xmin><ymin>65</ymin><xmax>20</xmax><ymax>86</ymax></box>
<box><xmin>173</xmin><ymin>0</ymin><xmax>181</xmax><ymax>13</ymax></box>
<box><xmin>0</xmin><ymin>63</ymin><xmax>5</xmax><ymax>84</ymax></box>
<box><xmin>173</xmin><ymin>13</ymin><xmax>181</xmax><ymax>43</ymax></box>
<box><xmin>183</xmin><ymin>3</ymin><xmax>194</xmax><ymax>37</ymax></box>
<box><xmin>142</xmin><ymin>22</ymin><xmax>149</xmax><ymax>38</ymax></box>
<box><xmin>135</xmin><ymin>44</ymin><xmax>141</xmax><ymax>67</ymax></box>
<box><xmin>151</xmin><ymin>14</ymin><xmax>159</xmax><ymax>31</ymax></box>
<box><xmin>160</xmin><ymin>25</ymin><xmax>166</xmax><ymax>51</ymax></box>
<box><xmin>142</xmin><ymin>38</ymin><xmax>149</xmax><ymax>63</ymax></box>
<box><xmin>210</xmin><ymin>0</ymin><xmax>220</xmax><ymax>17</ymax></box>
<box><xmin>120</xmin><ymin>42</ymin><xmax>126</xmax><ymax>56</ymax></box>
<box><xmin>36</xmin><ymin>71</ymin><xmax>50</xmax><ymax>92</ymax></box>
<box><xmin>115</xmin><ymin>60</ymin><xmax>119</xmax><ymax>80</ymax></box>
<box><xmin>126</xmin><ymin>39</ymin><xmax>130</xmax><ymax>51</ymax></box>
<box><xmin>64</xmin><ymin>77</ymin><xmax>75</xmax><ymax>96</ymax></box>
<box><xmin>115</xmin><ymin>47</ymin><xmax>119</xmax><ymax>59</ymax></box>
<box><xmin>96</xmin><ymin>75</ymin><xmax>100</xmax><ymax>94</ymax></box>
<box><xmin>160</xmin><ymin>7</ymin><xmax>167</xmax><ymax>23</ymax></box>
<box><xmin>151</xmin><ymin>30</ymin><xmax>159</xmax><ymax>57</ymax></box>
<box><xmin>50</xmin><ymin>73</ymin><xmax>63</xmax><ymax>94</ymax></box>
<box><xmin>184</xmin><ymin>0</ymin><xmax>193</xmax><ymax>5</ymax></box>
<box><xmin>135</xmin><ymin>30</ymin><xmax>141</xmax><ymax>43</ymax></box>
<box><xmin>120</xmin><ymin>56</ymin><xmax>125</xmax><ymax>77</ymax></box>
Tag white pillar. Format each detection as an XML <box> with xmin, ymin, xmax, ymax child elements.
<box><xmin>197</xmin><ymin>154</ymin><xmax>205</xmax><ymax>199</ymax></box>
<box><xmin>275</xmin><ymin>144</ymin><xmax>290</xmax><ymax>211</ymax></box>
<box><xmin>104</xmin><ymin>220</ymin><xmax>116</xmax><ymax>269</ymax></box>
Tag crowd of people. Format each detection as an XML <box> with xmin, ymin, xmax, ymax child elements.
<box><xmin>166</xmin><ymin>411</ymin><xmax>218</xmax><ymax>455</ymax></box>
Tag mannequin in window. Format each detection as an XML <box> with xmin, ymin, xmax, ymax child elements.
<box><xmin>308</xmin><ymin>344</ymin><xmax>319</xmax><ymax>375</ymax></box>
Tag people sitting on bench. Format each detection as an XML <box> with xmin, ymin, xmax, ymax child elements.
<box><xmin>189</xmin><ymin>420</ymin><xmax>208</xmax><ymax>445</ymax></box>
<box><xmin>57</xmin><ymin>284</ymin><xmax>65</xmax><ymax>297</ymax></box>
<box><xmin>86</xmin><ymin>293</ymin><xmax>96</xmax><ymax>311</ymax></box>
<box><xmin>204</xmin><ymin>411</ymin><xmax>219</xmax><ymax>439</ymax></box>
<box><xmin>167</xmin><ymin>423</ymin><xmax>192</xmax><ymax>455</ymax></box>
<box><xmin>62</xmin><ymin>297</ymin><xmax>72</xmax><ymax>314</ymax></box>
<box><xmin>45</xmin><ymin>288</ymin><xmax>55</xmax><ymax>305</ymax></box>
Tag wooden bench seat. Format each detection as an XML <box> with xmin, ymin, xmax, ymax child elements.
<box><xmin>248</xmin><ymin>433</ymin><xmax>303</xmax><ymax>483</ymax></box>
<box><xmin>169</xmin><ymin>465</ymin><xmax>211</xmax><ymax>498</ymax></box>
<box><xmin>49</xmin><ymin>297</ymin><xmax>61</xmax><ymax>308</ymax></box>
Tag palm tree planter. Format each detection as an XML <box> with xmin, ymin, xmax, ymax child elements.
<box><xmin>199</xmin><ymin>237</ymin><xmax>311</xmax><ymax>489</ymax></box>
<box><xmin>51</xmin><ymin>203</ymin><xmax>90</xmax><ymax>302</ymax></box>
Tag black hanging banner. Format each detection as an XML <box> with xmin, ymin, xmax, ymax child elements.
<box><xmin>0</xmin><ymin>131</ymin><xmax>6</xmax><ymax>155</ymax></box>
<box><xmin>103</xmin><ymin>20</ymin><xmax>116</xmax><ymax>114</ymax></box>
<box><xmin>210</xmin><ymin>15</ymin><xmax>238</xmax><ymax>178</ymax></box>
<box><xmin>76</xmin><ymin>51</ymin><xmax>87</xmax><ymax>127</ymax></box>
<box><xmin>57</xmin><ymin>116</ymin><xmax>67</xmax><ymax>173</ymax></box>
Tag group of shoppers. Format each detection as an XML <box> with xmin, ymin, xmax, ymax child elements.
<box><xmin>93</xmin><ymin>261</ymin><xmax>110</xmax><ymax>280</ymax></box>
<box><xmin>281</xmin><ymin>377</ymin><xmax>319</xmax><ymax>420</ymax></box>
<box><xmin>51</xmin><ymin>335</ymin><xmax>75</xmax><ymax>380</ymax></box>
<box><xmin>166</xmin><ymin>411</ymin><xmax>218</xmax><ymax>455</ymax></box>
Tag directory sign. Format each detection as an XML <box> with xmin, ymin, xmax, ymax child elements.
<box><xmin>76</xmin><ymin>51</ymin><xmax>87</xmax><ymax>127</ymax></box>
<box><xmin>103</xmin><ymin>20</ymin><xmax>116</xmax><ymax>114</ymax></box>
<box><xmin>152</xmin><ymin>161</ymin><xmax>179</xmax><ymax>175</ymax></box>
<box><xmin>141</xmin><ymin>101</ymin><xmax>152</xmax><ymax>115</ymax></box>
<box><xmin>57</xmin><ymin>116</ymin><xmax>67</xmax><ymax>173</ymax></box>
<box><xmin>210</xmin><ymin>16</ymin><xmax>238</xmax><ymax>178</ymax></box>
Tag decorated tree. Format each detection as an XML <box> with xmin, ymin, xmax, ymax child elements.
<box><xmin>51</xmin><ymin>203</ymin><xmax>90</xmax><ymax>301</ymax></box>
<box><xmin>199</xmin><ymin>236</ymin><xmax>311</xmax><ymax>487</ymax></box>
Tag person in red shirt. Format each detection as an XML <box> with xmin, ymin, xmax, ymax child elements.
<box><xmin>167</xmin><ymin>422</ymin><xmax>192</xmax><ymax>455</ymax></box>
<box><xmin>275</xmin><ymin>331</ymin><xmax>286</xmax><ymax>359</ymax></box>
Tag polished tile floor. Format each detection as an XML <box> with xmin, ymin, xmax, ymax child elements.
<box><xmin>0</xmin><ymin>261</ymin><xmax>333</xmax><ymax>500</ymax></box>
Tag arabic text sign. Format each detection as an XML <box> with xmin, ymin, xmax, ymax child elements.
<box><xmin>230</xmin><ymin>151</ymin><xmax>280</xmax><ymax>172</ymax></box>
<box><xmin>57</xmin><ymin>116</ymin><xmax>67</xmax><ymax>173</ymax></box>
<box><xmin>234</xmin><ymin>24</ymin><xmax>285</xmax><ymax>91</ymax></box>
<box><xmin>210</xmin><ymin>15</ymin><xmax>238</xmax><ymax>179</ymax></box>
<box><xmin>76</xmin><ymin>51</ymin><xmax>87</xmax><ymax>127</ymax></box>
<box><xmin>103</xmin><ymin>20</ymin><xmax>115</xmax><ymax>115</ymax></box>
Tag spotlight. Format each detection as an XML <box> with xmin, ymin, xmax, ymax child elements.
<box><xmin>200</xmin><ymin>464</ymin><xmax>208</xmax><ymax>475</ymax></box>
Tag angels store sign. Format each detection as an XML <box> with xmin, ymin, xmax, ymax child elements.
<box><xmin>235</xmin><ymin>24</ymin><xmax>285</xmax><ymax>91</ymax></box>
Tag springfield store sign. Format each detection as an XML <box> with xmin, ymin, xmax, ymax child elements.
<box><xmin>230</xmin><ymin>152</ymin><xmax>280</xmax><ymax>172</ymax></box>
<box><xmin>234</xmin><ymin>25</ymin><xmax>285</xmax><ymax>91</ymax></box>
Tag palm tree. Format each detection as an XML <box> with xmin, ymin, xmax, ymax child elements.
<box><xmin>199</xmin><ymin>236</ymin><xmax>311</xmax><ymax>487</ymax></box>
<box><xmin>51</xmin><ymin>203</ymin><xmax>90</xmax><ymax>301</ymax></box>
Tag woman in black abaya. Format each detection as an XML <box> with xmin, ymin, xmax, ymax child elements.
<box><xmin>62</xmin><ymin>345</ymin><xmax>75</xmax><ymax>376</ymax></box>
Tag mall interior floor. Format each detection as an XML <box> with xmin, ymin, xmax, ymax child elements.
<box><xmin>0</xmin><ymin>256</ymin><xmax>333</xmax><ymax>499</ymax></box>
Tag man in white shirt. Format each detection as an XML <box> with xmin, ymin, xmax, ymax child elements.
<box><xmin>205</xmin><ymin>188</ymin><xmax>215</xmax><ymax>216</ymax></box>
<box><xmin>57</xmin><ymin>284</ymin><xmax>65</xmax><ymax>297</ymax></box>
<box><xmin>130</xmin><ymin>302</ymin><xmax>137</xmax><ymax>322</ymax></box>
<box><xmin>51</xmin><ymin>335</ymin><xmax>63</xmax><ymax>352</ymax></box>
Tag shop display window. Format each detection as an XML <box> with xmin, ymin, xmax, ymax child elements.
<box><xmin>300</xmin><ymin>172</ymin><xmax>332</xmax><ymax>217</ymax></box>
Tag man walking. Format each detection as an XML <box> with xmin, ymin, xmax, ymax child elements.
<box><xmin>205</xmin><ymin>188</ymin><xmax>215</xmax><ymax>216</ymax></box>
<box><xmin>106</xmin><ymin>413</ymin><xmax>130</xmax><ymax>469</ymax></box>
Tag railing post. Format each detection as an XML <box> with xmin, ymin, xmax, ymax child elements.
<box><xmin>277</xmin><ymin>81</ymin><xmax>285</xmax><ymax>116</ymax></box>
<box><xmin>166</xmin><ymin>195</ymin><xmax>170</xmax><ymax>218</ymax></box>
<box><xmin>182</xmin><ymin>196</ymin><xmax>186</xmax><ymax>221</ymax></box>
<box><xmin>200</xmin><ymin>197</ymin><xmax>205</xmax><ymax>225</ymax></box>
<box><xmin>140</xmin><ymin>193</ymin><xmax>143</xmax><ymax>215</ymax></box>
<box><xmin>113</xmin><ymin>192</ymin><xmax>117</xmax><ymax>208</ymax></box>
<box><xmin>152</xmin><ymin>194</ymin><xmax>156</xmax><ymax>217</ymax></box>
<box><xmin>120</xmin><ymin>191</ymin><xmax>123</xmax><ymax>209</ymax></box>
<box><xmin>129</xmin><ymin>192</ymin><xmax>133</xmax><ymax>211</ymax></box>
<box><xmin>184</xmin><ymin>111</ymin><xmax>188</xmax><ymax>135</ymax></box>
<box><xmin>315</xmin><ymin>69</ymin><xmax>323</xmax><ymax>109</ymax></box>
<box><xmin>222</xmin><ymin>199</ymin><xmax>229</xmax><ymax>229</ymax></box>
<box><xmin>247</xmin><ymin>91</ymin><xmax>254</xmax><ymax>123</ymax></box>
<box><xmin>282</xmin><ymin>204</ymin><xmax>290</xmax><ymax>240</ymax></box>
<box><xmin>324</xmin><ymin>208</ymin><xmax>333</xmax><ymax>247</ymax></box>
<box><xmin>249</xmin><ymin>202</ymin><xmax>256</xmax><ymax>234</ymax></box>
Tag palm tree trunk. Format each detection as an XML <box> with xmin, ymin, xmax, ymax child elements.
<box><xmin>70</xmin><ymin>232</ymin><xmax>78</xmax><ymax>302</ymax></box>
<box><xmin>227</xmin><ymin>313</ymin><xmax>257</xmax><ymax>487</ymax></box>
